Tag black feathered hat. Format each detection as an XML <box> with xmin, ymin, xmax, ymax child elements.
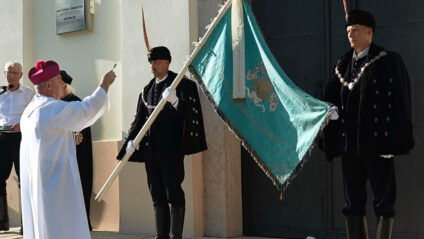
<box><xmin>147</xmin><ymin>46</ymin><xmax>172</xmax><ymax>63</ymax></box>
<box><xmin>346</xmin><ymin>9</ymin><xmax>376</xmax><ymax>32</ymax></box>
<box><xmin>60</xmin><ymin>70</ymin><xmax>73</xmax><ymax>85</ymax></box>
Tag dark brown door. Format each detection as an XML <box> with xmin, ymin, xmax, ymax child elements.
<box><xmin>242</xmin><ymin>0</ymin><xmax>423</xmax><ymax>238</ymax></box>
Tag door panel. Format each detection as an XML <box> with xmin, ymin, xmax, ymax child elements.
<box><xmin>243</xmin><ymin>0</ymin><xmax>423</xmax><ymax>238</ymax></box>
<box><xmin>243</xmin><ymin>1</ymin><xmax>327</xmax><ymax>238</ymax></box>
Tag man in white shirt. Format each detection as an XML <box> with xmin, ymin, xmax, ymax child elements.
<box><xmin>20</xmin><ymin>60</ymin><xmax>115</xmax><ymax>239</ymax></box>
<box><xmin>0</xmin><ymin>61</ymin><xmax>34</xmax><ymax>233</ymax></box>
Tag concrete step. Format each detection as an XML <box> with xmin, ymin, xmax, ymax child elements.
<box><xmin>0</xmin><ymin>227</ymin><xmax>293</xmax><ymax>239</ymax></box>
<box><xmin>1</xmin><ymin>228</ymin><xmax>147</xmax><ymax>239</ymax></box>
<box><xmin>1</xmin><ymin>227</ymin><xmax>150</xmax><ymax>239</ymax></box>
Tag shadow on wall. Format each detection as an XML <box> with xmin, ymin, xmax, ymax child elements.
<box><xmin>91</xmin><ymin>192</ymin><xmax>106</xmax><ymax>228</ymax></box>
<box><xmin>6</xmin><ymin>170</ymin><xmax>21</xmax><ymax>227</ymax></box>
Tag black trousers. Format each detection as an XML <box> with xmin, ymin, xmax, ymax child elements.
<box><xmin>341</xmin><ymin>154</ymin><xmax>396</xmax><ymax>217</ymax></box>
<box><xmin>76</xmin><ymin>127</ymin><xmax>93</xmax><ymax>227</ymax></box>
<box><xmin>77</xmin><ymin>159</ymin><xmax>93</xmax><ymax>226</ymax></box>
<box><xmin>0</xmin><ymin>132</ymin><xmax>21</xmax><ymax>196</ymax></box>
<box><xmin>145</xmin><ymin>152</ymin><xmax>185</xmax><ymax>208</ymax></box>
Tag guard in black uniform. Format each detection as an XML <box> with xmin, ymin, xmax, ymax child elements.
<box><xmin>60</xmin><ymin>70</ymin><xmax>94</xmax><ymax>231</ymax></box>
<box><xmin>321</xmin><ymin>10</ymin><xmax>414</xmax><ymax>239</ymax></box>
<box><xmin>117</xmin><ymin>46</ymin><xmax>207</xmax><ymax>239</ymax></box>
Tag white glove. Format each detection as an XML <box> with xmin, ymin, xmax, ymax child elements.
<box><xmin>380</xmin><ymin>154</ymin><xmax>394</xmax><ymax>158</ymax></box>
<box><xmin>125</xmin><ymin>140</ymin><xmax>137</xmax><ymax>154</ymax></box>
<box><xmin>329</xmin><ymin>106</ymin><xmax>339</xmax><ymax>120</ymax></box>
<box><xmin>162</xmin><ymin>87</ymin><xmax>179</xmax><ymax>108</ymax></box>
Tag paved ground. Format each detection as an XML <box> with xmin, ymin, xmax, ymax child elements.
<box><xmin>1</xmin><ymin>227</ymin><xmax>151</xmax><ymax>239</ymax></box>
<box><xmin>0</xmin><ymin>227</ymin><xmax>290</xmax><ymax>239</ymax></box>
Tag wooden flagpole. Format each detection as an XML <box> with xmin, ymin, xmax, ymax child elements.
<box><xmin>231</xmin><ymin>0</ymin><xmax>245</xmax><ymax>100</ymax></box>
<box><xmin>95</xmin><ymin>0</ymin><xmax>233</xmax><ymax>201</ymax></box>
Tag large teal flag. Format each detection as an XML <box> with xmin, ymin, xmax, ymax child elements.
<box><xmin>189</xmin><ymin>1</ymin><xmax>330</xmax><ymax>192</ymax></box>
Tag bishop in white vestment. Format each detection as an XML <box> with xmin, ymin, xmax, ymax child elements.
<box><xmin>19</xmin><ymin>60</ymin><xmax>116</xmax><ymax>239</ymax></box>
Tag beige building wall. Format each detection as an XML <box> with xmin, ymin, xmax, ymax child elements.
<box><xmin>1</xmin><ymin>0</ymin><xmax>123</xmax><ymax>141</ymax></box>
<box><xmin>197</xmin><ymin>1</ymin><xmax>243</xmax><ymax>237</ymax></box>
<box><xmin>91</xmin><ymin>141</ymin><xmax>120</xmax><ymax>231</ymax></box>
<box><xmin>29</xmin><ymin>0</ymin><xmax>122</xmax><ymax>141</ymax></box>
<box><xmin>0</xmin><ymin>1</ymin><xmax>24</xmax><ymax>70</ymax></box>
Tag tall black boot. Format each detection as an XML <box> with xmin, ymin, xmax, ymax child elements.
<box><xmin>376</xmin><ymin>216</ymin><xmax>394</xmax><ymax>239</ymax></box>
<box><xmin>344</xmin><ymin>215</ymin><xmax>368</xmax><ymax>239</ymax></box>
<box><xmin>154</xmin><ymin>206</ymin><xmax>170</xmax><ymax>239</ymax></box>
<box><xmin>170</xmin><ymin>206</ymin><xmax>185</xmax><ymax>239</ymax></box>
<box><xmin>0</xmin><ymin>195</ymin><xmax>9</xmax><ymax>231</ymax></box>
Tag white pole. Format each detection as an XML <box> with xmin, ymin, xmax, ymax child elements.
<box><xmin>231</xmin><ymin>0</ymin><xmax>245</xmax><ymax>100</ymax></box>
<box><xmin>95</xmin><ymin>0</ymin><xmax>233</xmax><ymax>201</ymax></box>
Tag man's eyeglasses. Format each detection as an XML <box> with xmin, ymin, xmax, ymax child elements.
<box><xmin>4</xmin><ymin>71</ymin><xmax>21</xmax><ymax>75</ymax></box>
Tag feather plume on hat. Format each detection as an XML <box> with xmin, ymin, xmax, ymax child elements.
<box><xmin>142</xmin><ymin>6</ymin><xmax>151</xmax><ymax>54</ymax></box>
<box><xmin>342</xmin><ymin>0</ymin><xmax>348</xmax><ymax>20</ymax></box>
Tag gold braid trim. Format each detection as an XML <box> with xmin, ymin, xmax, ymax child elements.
<box><xmin>141</xmin><ymin>91</ymin><xmax>157</xmax><ymax>109</ymax></box>
<box><xmin>335</xmin><ymin>51</ymin><xmax>387</xmax><ymax>91</ymax></box>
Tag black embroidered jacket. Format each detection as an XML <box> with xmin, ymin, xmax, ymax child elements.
<box><xmin>322</xmin><ymin>43</ymin><xmax>414</xmax><ymax>159</ymax></box>
<box><xmin>117</xmin><ymin>71</ymin><xmax>207</xmax><ymax>162</ymax></box>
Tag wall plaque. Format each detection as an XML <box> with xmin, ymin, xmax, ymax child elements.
<box><xmin>56</xmin><ymin>0</ymin><xmax>87</xmax><ymax>34</ymax></box>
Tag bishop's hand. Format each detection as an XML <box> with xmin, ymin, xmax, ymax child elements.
<box><xmin>99</xmin><ymin>70</ymin><xmax>117</xmax><ymax>92</ymax></box>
